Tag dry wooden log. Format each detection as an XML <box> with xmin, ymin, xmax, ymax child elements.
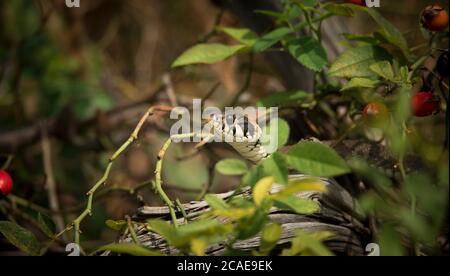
<box><xmin>103</xmin><ymin>174</ymin><xmax>371</xmax><ymax>256</ymax></box>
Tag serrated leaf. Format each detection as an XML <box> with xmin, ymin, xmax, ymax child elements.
<box><xmin>286</xmin><ymin>37</ymin><xmax>327</xmax><ymax>72</ymax></box>
<box><xmin>253</xmin><ymin>27</ymin><xmax>293</xmax><ymax>52</ymax></box>
<box><xmin>99</xmin><ymin>243</ymin><xmax>163</xmax><ymax>256</ymax></box>
<box><xmin>341</xmin><ymin>77</ymin><xmax>380</xmax><ymax>91</ymax></box>
<box><xmin>369</xmin><ymin>61</ymin><xmax>394</xmax><ymax>81</ymax></box>
<box><xmin>105</xmin><ymin>219</ymin><xmax>127</xmax><ymax>232</ymax></box>
<box><xmin>215</xmin><ymin>159</ymin><xmax>248</xmax><ymax>176</ymax></box>
<box><xmin>274</xmin><ymin>196</ymin><xmax>320</xmax><ymax>215</ymax></box>
<box><xmin>329</xmin><ymin>45</ymin><xmax>391</xmax><ymax>78</ymax></box>
<box><xmin>261</xmin><ymin>153</ymin><xmax>288</xmax><ymax>185</ymax></box>
<box><xmin>260</xmin><ymin>223</ymin><xmax>282</xmax><ymax>254</ymax></box>
<box><xmin>171</xmin><ymin>43</ymin><xmax>247</xmax><ymax>68</ymax></box>
<box><xmin>0</xmin><ymin>221</ymin><xmax>40</xmax><ymax>256</ymax></box>
<box><xmin>257</xmin><ymin>90</ymin><xmax>313</xmax><ymax>107</ymax></box>
<box><xmin>204</xmin><ymin>194</ymin><xmax>229</xmax><ymax>210</ymax></box>
<box><xmin>366</xmin><ymin>9</ymin><xmax>411</xmax><ymax>60</ymax></box>
<box><xmin>253</xmin><ymin>176</ymin><xmax>275</xmax><ymax>206</ymax></box>
<box><xmin>37</xmin><ymin>213</ymin><xmax>55</xmax><ymax>238</ymax></box>
<box><xmin>286</xmin><ymin>141</ymin><xmax>350</xmax><ymax>177</ymax></box>
<box><xmin>217</xmin><ymin>27</ymin><xmax>258</xmax><ymax>46</ymax></box>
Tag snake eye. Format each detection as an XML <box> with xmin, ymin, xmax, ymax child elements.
<box><xmin>225</xmin><ymin>114</ymin><xmax>235</xmax><ymax>126</ymax></box>
<box><xmin>238</xmin><ymin>116</ymin><xmax>255</xmax><ymax>138</ymax></box>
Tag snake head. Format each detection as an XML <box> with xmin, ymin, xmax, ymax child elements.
<box><xmin>210</xmin><ymin>113</ymin><xmax>262</xmax><ymax>143</ymax></box>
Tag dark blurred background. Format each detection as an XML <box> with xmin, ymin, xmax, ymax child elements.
<box><xmin>0</xmin><ymin>0</ymin><xmax>447</xmax><ymax>249</ymax></box>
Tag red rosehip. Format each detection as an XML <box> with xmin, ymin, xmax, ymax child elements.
<box><xmin>421</xmin><ymin>4</ymin><xmax>449</xmax><ymax>32</ymax></box>
<box><xmin>0</xmin><ymin>170</ymin><xmax>13</xmax><ymax>196</ymax></box>
<box><xmin>411</xmin><ymin>92</ymin><xmax>440</xmax><ymax>117</ymax></box>
<box><xmin>363</xmin><ymin>102</ymin><xmax>390</xmax><ymax>128</ymax></box>
<box><xmin>346</xmin><ymin>0</ymin><xmax>366</xmax><ymax>6</ymax></box>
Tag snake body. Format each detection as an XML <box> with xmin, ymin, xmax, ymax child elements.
<box><xmin>210</xmin><ymin>113</ymin><xmax>270</xmax><ymax>163</ymax></box>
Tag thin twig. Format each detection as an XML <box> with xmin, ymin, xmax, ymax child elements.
<box><xmin>40</xmin><ymin>124</ymin><xmax>66</xmax><ymax>241</ymax></box>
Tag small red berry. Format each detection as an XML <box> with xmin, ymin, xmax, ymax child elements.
<box><xmin>411</xmin><ymin>92</ymin><xmax>440</xmax><ymax>117</ymax></box>
<box><xmin>436</xmin><ymin>51</ymin><xmax>449</xmax><ymax>77</ymax></box>
<box><xmin>363</xmin><ymin>102</ymin><xmax>390</xmax><ymax>128</ymax></box>
<box><xmin>421</xmin><ymin>4</ymin><xmax>449</xmax><ymax>32</ymax></box>
<box><xmin>0</xmin><ymin>170</ymin><xmax>13</xmax><ymax>196</ymax></box>
<box><xmin>346</xmin><ymin>0</ymin><xmax>366</xmax><ymax>6</ymax></box>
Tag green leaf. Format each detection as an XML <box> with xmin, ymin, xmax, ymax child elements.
<box><xmin>0</xmin><ymin>221</ymin><xmax>40</xmax><ymax>256</ymax></box>
<box><xmin>253</xmin><ymin>176</ymin><xmax>275</xmax><ymax>206</ymax></box>
<box><xmin>171</xmin><ymin>43</ymin><xmax>248</xmax><ymax>68</ymax></box>
<box><xmin>260</xmin><ymin>223</ymin><xmax>282</xmax><ymax>254</ymax></box>
<box><xmin>323</xmin><ymin>3</ymin><xmax>355</xmax><ymax>17</ymax></box>
<box><xmin>217</xmin><ymin>27</ymin><xmax>259</xmax><ymax>46</ymax></box>
<box><xmin>204</xmin><ymin>194</ymin><xmax>229</xmax><ymax>210</ymax></box>
<box><xmin>105</xmin><ymin>219</ymin><xmax>127</xmax><ymax>232</ymax></box>
<box><xmin>37</xmin><ymin>213</ymin><xmax>55</xmax><ymax>238</ymax></box>
<box><xmin>287</xmin><ymin>5</ymin><xmax>303</xmax><ymax>20</ymax></box>
<box><xmin>377</xmin><ymin>224</ymin><xmax>405</xmax><ymax>256</ymax></box>
<box><xmin>274</xmin><ymin>196</ymin><xmax>320</xmax><ymax>215</ymax></box>
<box><xmin>190</xmin><ymin>238</ymin><xmax>207</xmax><ymax>256</ymax></box>
<box><xmin>257</xmin><ymin>90</ymin><xmax>313</xmax><ymax>107</ymax></box>
<box><xmin>213</xmin><ymin>208</ymin><xmax>256</xmax><ymax>220</ymax></box>
<box><xmin>242</xmin><ymin>164</ymin><xmax>267</xmax><ymax>188</ymax></box>
<box><xmin>329</xmin><ymin>45</ymin><xmax>391</xmax><ymax>78</ymax></box>
<box><xmin>281</xmin><ymin>231</ymin><xmax>334</xmax><ymax>256</ymax></box>
<box><xmin>341</xmin><ymin>77</ymin><xmax>380</xmax><ymax>91</ymax></box>
<box><xmin>177</xmin><ymin>219</ymin><xmax>221</xmax><ymax>238</ymax></box>
<box><xmin>286</xmin><ymin>37</ymin><xmax>327</xmax><ymax>72</ymax></box>
<box><xmin>262</xmin><ymin>153</ymin><xmax>288</xmax><ymax>185</ymax></box>
<box><xmin>261</xmin><ymin>118</ymin><xmax>290</xmax><ymax>153</ymax></box>
<box><xmin>273</xmin><ymin>177</ymin><xmax>327</xmax><ymax>199</ymax></box>
<box><xmin>236</xmin><ymin>208</ymin><xmax>268</xmax><ymax>240</ymax></box>
<box><xmin>286</xmin><ymin>141</ymin><xmax>350</xmax><ymax>177</ymax></box>
<box><xmin>366</xmin><ymin>9</ymin><xmax>411</xmax><ymax>60</ymax></box>
<box><xmin>369</xmin><ymin>61</ymin><xmax>394</xmax><ymax>81</ymax></box>
<box><xmin>342</xmin><ymin>33</ymin><xmax>380</xmax><ymax>44</ymax></box>
<box><xmin>215</xmin><ymin>158</ymin><xmax>248</xmax><ymax>176</ymax></box>
<box><xmin>253</xmin><ymin>27</ymin><xmax>293</xmax><ymax>52</ymax></box>
<box><xmin>99</xmin><ymin>243</ymin><xmax>163</xmax><ymax>256</ymax></box>
<box><xmin>147</xmin><ymin>219</ymin><xmax>180</xmax><ymax>246</ymax></box>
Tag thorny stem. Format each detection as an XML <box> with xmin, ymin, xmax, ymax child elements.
<box><xmin>55</xmin><ymin>105</ymin><xmax>174</xmax><ymax>248</ymax></box>
<box><xmin>154</xmin><ymin>133</ymin><xmax>211</xmax><ymax>227</ymax></box>
<box><xmin>126</xmin><ymin>216</ymin><xmax>140</xmax><ymax>245</ymax></box>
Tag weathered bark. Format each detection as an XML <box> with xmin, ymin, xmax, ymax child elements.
<box><xmin>104</xmin><ymin>174</ymin><xmax>370</xmax><ymax>256</ymax></box>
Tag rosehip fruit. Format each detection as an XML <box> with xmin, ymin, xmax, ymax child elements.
<box><xmin>411</xmin><ymin>92</ymin><xmax>440</xmax><ymax>117</ymax></box>
<box><xmin>0</xmin><ymin>170</ymin><xmax>13</xmax><ymax>196</ymax></box>
<box><xmin>363</xmin><ymin>102</ymin><xmax>390</xmax><ymax>128</ymax></box>
<box><xmin>421</xmin><ymin>4</ymin><xmax>449</xmax><ymax>32</ymax></box>
<box><xmin>346</xmin><ymin>0</ymin><xmax>366</xmax><ymax>6</ymax></box>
